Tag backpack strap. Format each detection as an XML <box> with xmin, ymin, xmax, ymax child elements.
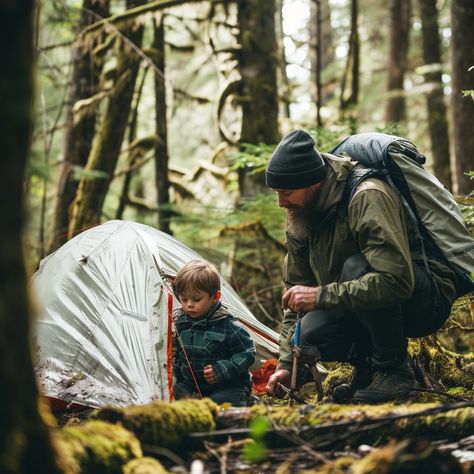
<box><xmin>344</xmin><ymin>165</ymin><xmax>387</xmax><ymax>203</ymax></box>
<box><xmin>344</xmin><ymin>163</ymin><xmax>430</xmax><ymax>270</ymax></box>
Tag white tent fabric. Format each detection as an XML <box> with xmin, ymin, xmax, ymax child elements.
<box><xmin>33</xmin><ymin>220</ymin><xmax>279</xmax><ymax>408</ymax></box>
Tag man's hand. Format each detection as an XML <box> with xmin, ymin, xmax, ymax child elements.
<box><xmin>203</xmin><ymin>365</ymin><xmax>217</xmax><ymax>384</ymax></box>
<box><xmin>282</xmin><ymin>285</ymin><xmax>319</xmax><ymax>313</ymax></box>
<box><xmin>265</xmin><ymin>368</ymin><xmax>291</xmax><ymax>398</ymax></box>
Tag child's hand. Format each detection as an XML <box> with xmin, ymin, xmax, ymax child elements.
<box><xmin>203</xmin><ymin>365</ymin><xmax>217</xmax><ymax>384</ymax></box>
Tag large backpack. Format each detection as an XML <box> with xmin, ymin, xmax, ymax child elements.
<box><xmin>330</xmin><ymin>132</ymin><xmax>474</xmax><ymax>297</ymax></box>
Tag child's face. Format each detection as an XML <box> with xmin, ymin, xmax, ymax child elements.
<box><xmin>179</xmin><ymin>289</ymin><xmax>219</xmax><ymax>318</ymax></box>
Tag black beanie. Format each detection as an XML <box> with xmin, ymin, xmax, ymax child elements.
<box><xmin>265</xmin><ymin>129</ymin><xmax>325</xmax><ymax>189</ymax></box>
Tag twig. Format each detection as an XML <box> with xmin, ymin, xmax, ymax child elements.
<box><xmin>141</xmin><ymin>444</ymin><xmax>187</xmax><ymax>467</ymax></box>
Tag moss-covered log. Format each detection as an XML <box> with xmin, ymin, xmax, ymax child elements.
<box><xmin>94</xmin><ymin>398</ymin><xmax>218</xmax><ymax>450</ymax></box>
<box><xmin>54</xmin><ymin>420</ymin><xmax>142</xmax><ymax>474</ymax></box>
<box><xmin>122</xmin><ymin>457</ymin><xmax>169</xmax><ymax>474</ymax></box>
<box><xmin>247</xmin><ymin>402</ymin><xmax>474</xmax><ymax>448</ymax></box>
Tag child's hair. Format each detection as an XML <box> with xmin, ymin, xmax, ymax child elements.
<box><xmin>174</xmin><ymin>260</ymin><xmax>221</xmax><ymax>296</ymax></box>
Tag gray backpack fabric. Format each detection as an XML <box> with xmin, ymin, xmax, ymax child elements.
<box><xmin>330</xmin><ymin>132</ymin><xmax>474</xmax><ymax>297</ymax></box>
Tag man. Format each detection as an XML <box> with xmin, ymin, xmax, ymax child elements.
<box><xmin>265</xmin><ymin>129</ymin><xmax>457</xmax><ymax>404</ymax></box>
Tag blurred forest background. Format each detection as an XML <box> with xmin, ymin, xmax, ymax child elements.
<box><xmin>29</xmin><ymin>0</ymin><xmax>474</xmax><ymax>336</ymax></box>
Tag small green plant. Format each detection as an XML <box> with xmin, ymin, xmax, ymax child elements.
<box><xmin>242</xmin><ymin>415</ymin><xmax>270</xmax><ymax>463</ymax></box>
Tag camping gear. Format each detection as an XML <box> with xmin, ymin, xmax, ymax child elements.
<box><xmin>331</xmin><ymin>132</ymin><xmax>474</xmax><ymax>296</ymax></box>
<box><xmin>32</xmin><ymin>220</ymin><xmax>279</xmax><ymax>409</ymax></box>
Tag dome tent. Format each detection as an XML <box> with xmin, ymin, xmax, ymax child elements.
<box><xmin>33</xmin><ymin>220</ymin><xmax>279</xmax><ymax>409</ymax></box>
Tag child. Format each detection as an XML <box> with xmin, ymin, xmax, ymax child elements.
<box><xmin>172</xmin><ymin>260</ymin><xmax>256</xmax><ymax>406</ymax></box>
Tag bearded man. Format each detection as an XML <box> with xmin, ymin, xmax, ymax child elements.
<box><xmin>264</xmin><ymin>129</ymin><xmax>457</xmax><ymax>404</ymax></box>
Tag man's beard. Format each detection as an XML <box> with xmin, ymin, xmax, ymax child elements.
<box><xmin>285</xmin><ymin>188</ymin><xmax>319</xmax><ymax>240</ymax></box>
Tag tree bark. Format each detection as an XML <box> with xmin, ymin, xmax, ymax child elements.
<box><xmin>68</xmin><ymin>0</ymin><xmax>146</xmax><ymax>237</ymax></box>
<box><xmin>275</xmin><ymin>0</ymin><xmax>291</xmax><ymax>119</ymax></box>
<box><xmin>115</xmin><ymin>68</ymin><xmax>148</xmax><ymax>220</ymax></box>
<box><xmin>386</xmin><ymin>0</ymin><xmax>410</xmax><ymax>124</ymax></box>
<box><xmin>310</xmin><ymin>0</ymin><xmax>334</xmax><ymax>121</ymax></box>
<box><xmin>237</xmin><ymin>0</ymin><xmax>279</xmax><ymax>197</ymax></box>
<box><xmin>153</xmin><ymin>14</ymin><xmax>172</xmax><ymax>235</ymax></box>
<box><xmin>339</xmin><ymin>0</ymin><xmax>359</xmax><ymax>126</ymax></box>
<box><xmin>48</xmin><ymin>0</ymin><xmax>110</xmax><ymax>254</ymax></box>
<box><xmin>419</xmin><ymin>0</ymin><xmax>451</xmax><ymax>189</ymax></box>
<box><xmin>450</xmin><ymin>0</ymin><xmax>474</xmax><ymax>194</ymax></box>
<box><xmin>0</xmin><ymin>1</ymin><xmax>63</xmax><ymax>472</ymax></box>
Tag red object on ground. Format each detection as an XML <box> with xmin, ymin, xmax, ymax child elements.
<box><xmin>45</xmin><ymin>396</ymin><xmax>90</xmax><ymax>413</ymax></box>
<box><xmin>251</xmin><ymin>358</ymin><xmax>278</xmax><ymax>395</ymax></box>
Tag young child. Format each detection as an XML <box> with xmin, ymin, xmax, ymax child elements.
<box><xmin>172</xmin><ymin>260</ymin><xmax>256</xmax><ymax>406</ymax></box>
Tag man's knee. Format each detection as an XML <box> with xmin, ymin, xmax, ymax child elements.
<box><xmin>298</xmin><ymin>310</ymin><xmax>352</xmax><ymax>361</ymax></box>
<box><xmin>340</xmin><ymin>253</ymin><xmax>370</xmax><ymax>282</ymax></box>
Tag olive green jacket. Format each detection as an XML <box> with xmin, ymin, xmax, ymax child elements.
<box><xmin>278</xmin><ymin>155</ymin><xmax>457</xmax><ymax>370</ymax></box>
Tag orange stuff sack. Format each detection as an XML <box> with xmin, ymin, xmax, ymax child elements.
<box><xmin>251</xmin><ymin>358</ymin><xmax>278</xmax><ymax>395</ymax></box>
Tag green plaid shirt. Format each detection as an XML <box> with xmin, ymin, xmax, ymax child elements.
<box><xmin>172</xmin><ymin>302</ymin><xmax>256</xmax><ymax>392</ymax></box>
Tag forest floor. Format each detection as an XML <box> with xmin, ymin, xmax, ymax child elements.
<box><xmin>53</xmin><ymin>393</ymin><xmax>474</xmax><ymax>473</ymax></box>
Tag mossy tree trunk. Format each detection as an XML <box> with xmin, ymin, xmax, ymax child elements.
<box><xmin>68</xmin><ymin>0</ymin><xmax>146</xmax><ymax>237</ymax></box>
<box><xmin>450</xmin><ymin>0</ymin><xmax>474</xmax><ymax>195</ymax></box>
<box><xmin>49</xmin><ymin>0</ymin><xmax>110</xmax><ymax>253</ymax></box>
<box><xmin>0</xmin><ymin>1</ymin><xmax>63</xmax><ymax>472</ymax></box>
<box><xmin>237</xmin><ymin>0</ymin><xmax>279</xmax><ymax>197</ymax></box>
<box><xmin>419</xmin><ymin>0</ymin><xmax>451</xmax><ymax>189</ymax></box>
<box><xmin>386</xmin><ymin>0</ymin><xmax>410</xmax><ymax>124</ymax></box>
<box><xmin>153</xmin><ymin>13</ymin><xmax>172</xmax><ymax>235</ymax></box>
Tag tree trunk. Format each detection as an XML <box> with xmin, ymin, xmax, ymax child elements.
<box><xmin>419</xmin><ymin>0</ymin><xmax>451</xmax><ymax>189</ymax></box>
<box><xmin>339</xmin><ymin>0</ymin><xmax>359</xmax><ymax>130</ymax></box>
<box><xmin>310</xmin><ymin>0</ymin><xmax>334</xmax><ymax>121</ymax></box>
<box><xmin>0</xmin><ymin>1</ymin><xmax>63</xmax><ymax>472</ymax></box>
<box><xmin>68</xmin><ymin>0</ymin><xmax>146</xmax><ymax>237</ymax></box>
<box><xmin>115</xmin><ymin>68</ymin><xmax>148</xmax><ymax>220</ymax></box>
<box><xmin>451</xmin><ymin>0</ymin><xmax>474</xmax><ymax>195</ymax></box>
<box><xmin>154</xmin><ymin>14</ymin><xmax>172</xmax><ymax>235</ymax></box>
<box><xmin>237</xmin><ymin>0</ymin><xmax>279</xmax><ymax>197</ymax></box>
<box><xmin>386</xmin><ymin>0</ymin><xmax>410</xmax><ymax>124</ymax></box>
<box><xmin>48</xmin><ymin>0</ymin><xmax>110</xmax><ymax>254</ymax></box>
<box><xmin>275</xmin><ymin>0</ymin><xmax>291</xmax><ymax>119</ymax></box>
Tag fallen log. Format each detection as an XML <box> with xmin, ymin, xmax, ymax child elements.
<box><xmin>94</xmin><ymin>398</ymin><xmax>218</xmax><ymax>450</ymax></box>
<box><xmin>54</xmin><ymin>420</ymin><xmax>143</xmax><ymax>474</ymax></box>
<box><xmin>192</xmin><ymin>401</ymin><xmax>474</xmax><ymax>450</ymax></box>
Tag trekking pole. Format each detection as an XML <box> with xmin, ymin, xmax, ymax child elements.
<box><xmin>290</xmin><ymin>313</ymin><xmax>303</xmax><ymax>399</ymax></box>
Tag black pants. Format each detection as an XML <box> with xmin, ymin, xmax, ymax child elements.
<box><xmin>299</xmin><ymin>254</ymin><xmax>452</xmax><ymax>368</ymax></box>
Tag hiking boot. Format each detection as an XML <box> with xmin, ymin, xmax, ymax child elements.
<box><xmin>352</xmin><ymin>357</ymin><xmax>418</xmax><ymax>404</ymax></box>
<box><xmin>332</xmin><ymin>364</ymin><xmax>374</xmax><ymax>404</ymax></box>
